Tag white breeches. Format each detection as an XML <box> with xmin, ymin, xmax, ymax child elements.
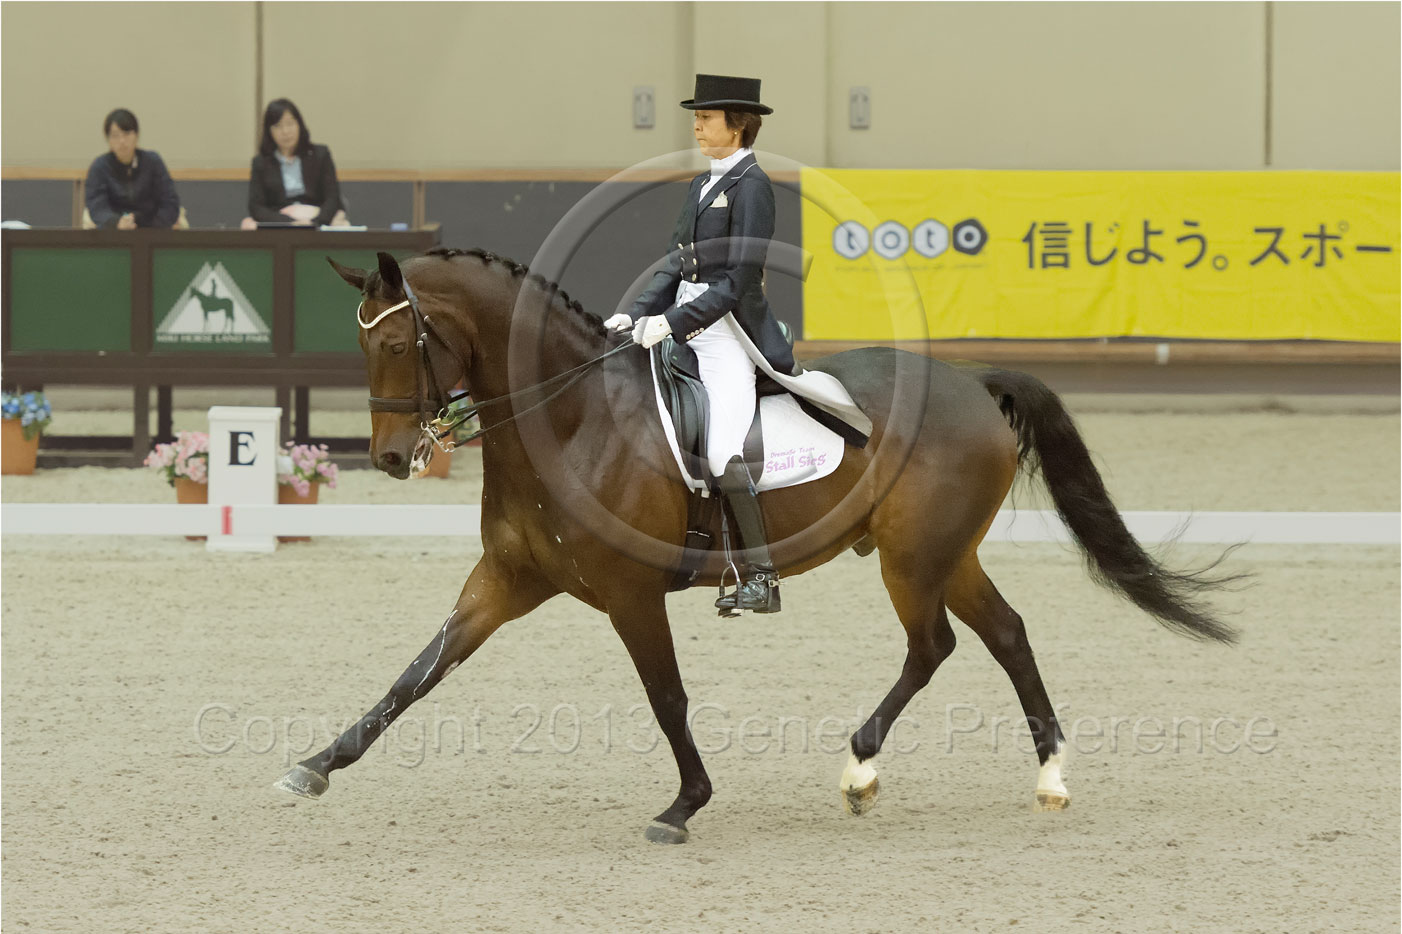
<box><xmin>674</xmin><ymin>281</ymin><xmax>756</xmax><ymax>478</ymax></box>
<box><xmin>690</xmin><ymin>316</ymin><xmax>757</xmax><ymax>477</ymax></box>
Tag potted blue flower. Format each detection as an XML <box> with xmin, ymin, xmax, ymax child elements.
<box><xmin>1</xmin><ymin>390</ymin><xmax>52</xmax><ymax>475</ymax></box>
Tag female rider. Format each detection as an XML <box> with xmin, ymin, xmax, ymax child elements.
<box><xmin>605</xmin><ymin>74</ymin><xmax>790</xmax><ymax>615</ymax></box>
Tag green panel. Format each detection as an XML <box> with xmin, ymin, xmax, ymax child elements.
<box><xmin>152</xmin><ymin>249</ymin><xmax>274</xmax><ymax>352</ymax></box>
<box><xmin>294</xmin><ymin>249</ymin><xmax>414</xmax><ymax>353</ymax></box>
<box><xmin>10</xmin><ymin>248</ymin><xmax>131</xmax><ymax>351</ymax></box>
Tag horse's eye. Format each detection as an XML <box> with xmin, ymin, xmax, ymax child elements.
<box><xmin>389</xmin><ymin>341</ymin><xmax>408</xmax><ymax>355</ymax></box>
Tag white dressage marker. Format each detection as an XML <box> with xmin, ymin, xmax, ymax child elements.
<box><xmin>206</xmin><ymin>406</ymin><xmax>282</xmax><ymax>553</ymax></box>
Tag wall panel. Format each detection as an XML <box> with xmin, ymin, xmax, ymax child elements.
<box><xmin>1272</xmin><ymin>1</ymin><xmax>1401</xmax><ymax>169</ymax></box>
<box><xmin>1</xmin><ymin>2</ymin><xmax>257</xmax><ymax>168</ymax></box>
<box><xmin>2</xmin><ymin>2</ymin><xmax>1397</xmax><ymax>173</ymax></box>
<box><xmin>691</xmin><ymin>2</ymin><xmax>829</xmax><ymax>166</ymax></box>
<box><xmin>262</xmin><ymin>2</ymin><xmax>690</xmax><ymax>170</ymax></box>
<box><xmin>827</xmin><ymin>1</ymin><xmax>1266</xmax><ymax>169</ymax></box>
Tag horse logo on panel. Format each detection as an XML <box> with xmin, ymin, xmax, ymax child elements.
<box><xmin>157</xmin><ymin>262</ymin><xmax>271</xmax><ymax>345</ymax></box>
<box><xmin>191</xmin><ymin>281</ymin><xmax>235</xmax><ymax>332</ymax></box>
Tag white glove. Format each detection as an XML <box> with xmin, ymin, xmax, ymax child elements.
<box><xmin>631</xmin><ymin>315</ymin><xmax>672</xmax><ymax>349</ymax></box>
<box><xmin>603</xmin><ymin>313</ymin><xmax>633</xmax><ymax>332</ymax></box>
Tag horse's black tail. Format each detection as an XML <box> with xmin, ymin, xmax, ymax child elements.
<box><xmin>975</xmin><ymin>367</ymin><xmax>1240</xmax><ymax>644</ymax></box>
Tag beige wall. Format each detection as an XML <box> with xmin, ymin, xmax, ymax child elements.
<box><xmin>2</xmin><ymin>1</ymin><xmax>1397</xmax><ymax>171</ymax></box>
<box><xmin>1</xmin><ymin>2</ymin><xmax>256</xmax><ymax>168</ymax></box>
<box><xmin>692</xmin><ymin>2</ymin><xmax>830</xmax><ymax>166</ymax></box>
<box><xmin>263</xmin><ymin>2</ymin><xmax>691</xmax><ymax>169</ymax></box>
<box><xmin>827</xmin><ymin>2</ymin><xmax>1268</xmax><ymax>169</ymax></box>
<box><xmin>1272</xmin><ymin>2</ymin><xmax>1401</xmax><ymax>169</ymax></box>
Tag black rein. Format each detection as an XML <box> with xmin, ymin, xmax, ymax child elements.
<box><xmin>365</xmin><ymin>281</ymin><xmax>634</xmax><ymax>447</ymax></box>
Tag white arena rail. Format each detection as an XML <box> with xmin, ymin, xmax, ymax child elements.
<box><xmin>0</xmin><ymin>505</ymin><xmax>1397</xmax><ymax>545</ymax></box>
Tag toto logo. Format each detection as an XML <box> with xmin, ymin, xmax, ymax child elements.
<box><xmin>833</xmin><ymin>218</ymin><xmax>987</xmax><ymax>260</ymax></box>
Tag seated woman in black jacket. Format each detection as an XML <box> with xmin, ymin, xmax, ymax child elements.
<box><xmin>240</xmin><ymin>99</ymin><xmax>348</xmax><ymax>229</ymax></box>
<box><xmin>84</xmin><ymin>108</ymin><xmax>182</xmax><ymax>229</ymax></box>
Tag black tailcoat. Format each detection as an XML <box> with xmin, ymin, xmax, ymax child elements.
<box><xmin>247</xmin><ymin>144</ymin><xmax>344</xmax><ymax>225</ymax></box>
<box><xmin>630</xmin><ymin>153</ymin><xmax>796</xmax><ymax>376</ymax></box>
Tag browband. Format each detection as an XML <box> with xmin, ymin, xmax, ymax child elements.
<box><xmin>358</xmin><ymin>299</ymin><xmax>410</xmax><ymax>330</ymax></box>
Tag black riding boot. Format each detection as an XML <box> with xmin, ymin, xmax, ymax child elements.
<box><xmin>714</xmin><ymin>455</ymin><xmax>781</xmax><ymax>615</ymax></box>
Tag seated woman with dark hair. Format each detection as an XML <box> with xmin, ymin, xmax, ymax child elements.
<box><xmin>240</xmin><ymin>98</ymin><xmax>348</xmax><ymax>229</ymax></box>
<box><xmin>84</xmin><ymin>108</ymin><xmax>182</xmax><ymax>229</ymax></box>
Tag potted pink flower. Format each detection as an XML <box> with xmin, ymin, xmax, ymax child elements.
<box><xmin>276</xmin><ymin>443</ymin><xmax>338</xmax><ymax>542</ymax></box>
<box><xmin>277</xmin><ymin>443</ymin><xmax>338</xmax><ymax>502</ymax></box>
<box><xmin>145</xmin><ymin>430</ymin><xmax>210</xmax><ymax>540</ymax></box>
<box><xmin>145</xmin><ymin>431</ymin><xmax>210</xmax><ymax>502</ymax></box>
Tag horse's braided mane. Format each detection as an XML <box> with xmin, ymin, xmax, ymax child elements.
<box><xmin>422</xmin><ymin>246</ymin><xmax>607</xmax><ymax>338</ymax></box>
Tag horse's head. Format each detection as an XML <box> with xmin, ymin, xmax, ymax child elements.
<box><xmin>329</xmin><ymin>252</ymin><xmax>465</xmax><ymax>479</ymax></box>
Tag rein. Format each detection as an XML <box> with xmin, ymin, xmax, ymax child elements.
<box><xmin>432</xmin><ymin>340</ymin><xmax>634</xmax><ymax>448</ymax></box>
<box><xmin>359</xmin><ymin>284</ymin><xmax>634</xmax><ymax>454</ymax></box>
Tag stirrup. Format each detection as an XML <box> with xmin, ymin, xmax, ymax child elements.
<box><xmin>715</xmin><ymin>547</ymin><xmax>743</xmax><ymax>618</ymax></box>
<box><xmin>715</xmin><ymin>570</ymin><xmax>781</xmax><ymax>615</ymax></box>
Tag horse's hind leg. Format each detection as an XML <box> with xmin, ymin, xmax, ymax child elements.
<box><xmin>275</xmin><ymin>558</ymin><xmax>555</xmax><ymax>798</ymax></box>
<box><xmin>946</xmin><ymin>555</ymin><xmax>1069</xmax><ymax>810</ymax></box>
<box><xmin>842</xmin><ymin>549</ymin><xmax>958</xmax><ymax>816</ymax></box>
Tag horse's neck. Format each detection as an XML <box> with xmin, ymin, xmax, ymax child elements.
<box><xmin>458</xmin><ymin>283</ymin><xmax>642</xmax><ymax>483</ymax></box>
<box><xmin>464</xmin><ymin>285</ymin><xmax>611</xmax><ymax>401</ymax></box>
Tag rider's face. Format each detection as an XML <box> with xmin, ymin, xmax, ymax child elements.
<box><xmin>693</xmin><ymin>110</ymin><xmax>739</xmax><ymax>159</ymax></box>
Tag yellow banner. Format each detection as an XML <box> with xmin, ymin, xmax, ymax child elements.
<box><xmin>799</xmin><ymin>169</ymin><xmax>1400</xmax><ymax>342</ymax></box>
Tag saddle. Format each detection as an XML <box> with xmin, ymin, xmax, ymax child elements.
<box><xmin>653</xmin><ymin>323</ymin><xmax>798</xmax><ymax>592</ymax></box>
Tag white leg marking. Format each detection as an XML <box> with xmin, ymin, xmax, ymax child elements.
<box><xmin>841</xmin><ymin>752</ymin><xmax>877</xmax><ymax>792</ymax></box>
<box><xmin>840</xmin><ymin>752</ymin><xmax>880</xmax><ymax>816</ymax></box>
<box><xmin>1035</xmin><ymin>745</ymin><xmax>1070</xmax><ymax>810</ymax></box>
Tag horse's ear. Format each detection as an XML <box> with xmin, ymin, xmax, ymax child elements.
<box><xmin>376</xmin><ymin>252</ymin><xmax>404</xmax><ymax>293</ymax></box>
<box><xmin>327</xmin><ymin>257</ymin><xmax>367</xmax><ymax>291</ymax></box>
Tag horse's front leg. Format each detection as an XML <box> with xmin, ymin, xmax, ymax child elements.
<box><xmin>275</xmin><ymin>559</ymin><xmax>555</xmax><ymax>798</ymax></box>
<box><xmin>608</xmin><ymin>593</ymin><xmax>712</xmax><ymax>845</ymax></box>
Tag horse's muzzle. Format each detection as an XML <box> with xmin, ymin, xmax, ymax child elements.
<box><xmin>375</xmin><ymin>449</ymin><xmax>413</xmax><ymax>479</ymax></box>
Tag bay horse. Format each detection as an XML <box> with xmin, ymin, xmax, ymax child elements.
<box><xmin>275</xmin><ymin>248</ymin><xmax>1237</xmax><ymax>844</ymax></box>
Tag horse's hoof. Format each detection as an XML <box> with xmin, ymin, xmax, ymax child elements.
<box><xmin>643</xmin><ymin>821</ymin><xmax>689</xmax><ymax>845</ymax></box>
<box><xmin>843</xmin><ymin>777</ymin><xmax>880</xmax><ymax>816</ymax></box>
<box><xmin>274</xmin><ymin>764</ymin><xmax>329</xmax><ymax>799</ymax></box>
<box><xmin>1034</xmin><ymin>789</ymin><xmax>1070</xmax><ymax>811</ymax></box>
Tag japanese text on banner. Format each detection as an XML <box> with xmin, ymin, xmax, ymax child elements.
<box><xmin>799</xmin><ymin>169</ymin><xmax>1400</xmax><ymax>342</ymax></box>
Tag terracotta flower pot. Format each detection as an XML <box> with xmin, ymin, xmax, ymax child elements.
<box><xmin>415</xmin><ymin>448</ymin><xmax>452</xmax><ymax>479</ymax></box>
<box><xmin>277</xmin><ymin>482</ymin><xmax>320</xmax><ymax>542</ymax></box>
<box><xmin>173</xmin><ymin>476</ymin><xmax>208</xmax><ymax>541</ymax></box>
<box><xmin>1</xmin><ymin>418</ymin><xmax>40</xmax><ymax>475</ymax></box>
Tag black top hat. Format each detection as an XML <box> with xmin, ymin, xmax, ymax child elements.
<box><xmin>680</xmin><ymin>74</ymin><xmax>773</xmax><ymax>115</ymax></box>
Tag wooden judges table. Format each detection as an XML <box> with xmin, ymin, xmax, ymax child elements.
<box><xmin>1</xmin><ymin>226</ymin><xmax>440</xmax><ymax>462</ymax></box>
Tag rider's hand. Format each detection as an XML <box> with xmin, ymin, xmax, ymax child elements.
<box><xmin>116</xmin><ymin>213</ymin><xmax>137</xmax><ymax>230</ymax></box>
<box><xmin>603</xmin><ymin>313</ymin><xmax>633</xmax><ymax>332</ymax></box>
<box><xmin>632</xmin><ymin>315</ymin><xmax>672</xmax><ymax>349</ymax></box>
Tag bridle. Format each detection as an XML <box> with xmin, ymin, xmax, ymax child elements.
<box><xmin>357</xmin><ymin>279</ymin><xmax>634</xmax><ymax>460</ymax></box>
<box><xmin>359</xmin><ymin>277</ymin><xmax>466</xmax><ymax>452</ymax></box>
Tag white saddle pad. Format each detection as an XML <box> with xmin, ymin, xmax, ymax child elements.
<box><xmin>649</xmin><ymin>352</ymin><xmax>845</xmax><ymax>494</ymax></box>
